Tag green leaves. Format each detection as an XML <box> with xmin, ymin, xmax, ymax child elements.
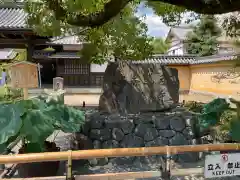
<box><xmin>20</xmin><ymin>110</ymin><xmax>55</xmax><ymax>143</ymax></box>
<box><xmin>229</xmin><ymin>117</ymin><xmax>240</xmax><ymax>141</ymax></box>
<box><xmin>186</xmin><ymin>15</ymin><xmax>222</xmax><ymax>56</ymax></box>
<box><xmin>44</xmin><ymin>104</ymin><xmax>85</xmax><ymax>133</ymax></box>
<box><xmin>0</xmin><ymin>104</ymin><xmax>22</xmax><ymax>144</ymax></box>
<box><xmin>0</xmin><ymin>90</ymin><xmax>85</xmax><ymax>152</ymax></box>
<box><xmin>151</xmin><ymin>38</ymin><xmax>170</xmax><ymax>54</ymax></box>
<box><xmin>147</xmin><ymin>1</ymin><xmax>186</xmax><ymax>26</ymax></box>
<box><xmin>25</xmin><ymin>0</ymin><xmax>153</xmax><ymax>63</ymax></box>
<box><xmin>197</xmin><ymin>98</ymin><xmax>230</xmax><ymax>135</ymax></box>
<box><xmin>202</xmin><ymin>98</ymin><xmax>229</xmax><ymax>114</ymax></box>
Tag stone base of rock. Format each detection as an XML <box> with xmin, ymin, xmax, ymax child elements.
<box><xmin>71</xmin><ymin>107</ymin><xmax>200</xmax><ymax>166</ymax></box>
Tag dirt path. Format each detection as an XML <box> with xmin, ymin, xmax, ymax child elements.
<box><xmin>64</xmin><ymin>94</ymin><xmax>100</xmax><ymax>106</ymax></box>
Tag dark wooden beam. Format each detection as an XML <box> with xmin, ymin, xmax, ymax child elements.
<box><xmin>0</xmin><ymin>29</ymin><xmax>51</xmax><ymax>39</ymax></box>
<box><xmin>34</xmin><ymin>45</ymin><xmax>52</xmax><ymax>50</ymax></box>
<box><xmin>0</xmin><ymin>29</ymin><xmax>33</xmax><ymax>34</ymax></box>
<box><xmin>0</xmin><ymin>38</ymin><xmax>48</xmax><ymax>45</ymax></box>
<box><xmin>27</xmin><ymin>42</ymin><xmax>34</xmax><ymax>62</ymax></box>
<box><xmin>0</xmin><ymin>44</ymin><xmax>26</xmax><ymax>48</ymax></box>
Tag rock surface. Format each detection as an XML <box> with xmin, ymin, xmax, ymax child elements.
<box><xmin>98</xmin><ymin>62</ymin><xmax>179</xmax><ymax>114</ymax></box>
<box><xmin>72</xmin><ymin>107</ymin><xmax>199</xmax><ymax>166</ymax></box>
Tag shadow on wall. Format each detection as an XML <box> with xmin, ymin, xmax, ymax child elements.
<box><xmin>211</xmin><ymin>67</ymin><xmax>240</xmax><ymax>84</ymax></box>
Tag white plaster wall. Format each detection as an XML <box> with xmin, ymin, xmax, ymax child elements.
<box><xmin>167</xmin><ymin>42</ymin><xmax>185</xmax><ymax>55</ymax></box>
<box><xmin>63</xmin><ymin>45</ymin><xmax>83</xmax><ymax>51</ymax></box>
<box><xmin>90</xmin><ymin>63</ymin><xmax>108</xmax><ymax>72</ymax></box>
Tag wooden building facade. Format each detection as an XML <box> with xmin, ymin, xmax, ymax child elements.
<box><xmin>0</xmin><ymin>3</ymin><xmax>106</xmax><ymax>87</ymax></box>
<box><xmin>33</xmin><ymin>49</ymin><xmax>106</xmax><ymax>87</ymax></box>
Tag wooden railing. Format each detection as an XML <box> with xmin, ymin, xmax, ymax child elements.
<box><xmin>0</xmin><ymin>143</ymin><xmax>240</xmax><ymax>180</ymax></box>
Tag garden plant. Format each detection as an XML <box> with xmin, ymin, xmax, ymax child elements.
<box><xmin>191</xmin><ymin>98</ymin><xmax>240</xmax><ymax>143</ymax></box>
<box><xmin>0</xmin><ymin>90</ymin><xmax>85</xmax><ymax>177</ymax></box>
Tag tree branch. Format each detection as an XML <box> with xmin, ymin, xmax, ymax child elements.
<box><xmin>158</xmin><ymin>0</ymin><xmax>240</xmax><ymax>14</ymax></box>
<box><xmin>47</xmin><ymin>0</ymin><xmax>240</xmax><ymax>28</ymax></box>
<box><xmin>47</xmin><ymin>0</ymin><xmax>132</xmax><ymax>28</ymax></box>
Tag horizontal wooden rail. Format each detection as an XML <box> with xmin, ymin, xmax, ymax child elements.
<box><xmin>0</xmin><ymin>144</ymin><xmax>239</xmax><ymax>165</ymax></box>
<box><xmin>0</xmin><ymin>168</ymin><xmax>204</xmax><ymax>180</ymax></box>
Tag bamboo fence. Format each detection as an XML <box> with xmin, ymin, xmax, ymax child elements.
<box><xmin>0</xmin><ymin>143</ymin><xmax>239</xmax><ymax>180</ymax></box>
<box><xmin>0</xmin><ymin>143</ymin><xmax>239</xmax><ymax>164</ymax></box>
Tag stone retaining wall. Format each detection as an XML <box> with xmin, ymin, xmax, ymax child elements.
<box><xmin>72</xmin><ymin>108</ymin><xmax>200</xmax><ymax>166</ymax></box>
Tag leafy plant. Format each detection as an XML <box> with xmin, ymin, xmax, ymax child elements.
<box><xmin>196</xmin><ymin>98</ymin><xmax>240</xmax><ymax>142</ymax></box>
<box><xmin>151</xmin><ymin>38</ymin><xmax>170</xmax><ymax>54</ymax></box>
<box><xmin>213</xmin><ymin>110</ymin><xmax>236</xmax><ymax>142</ymax></box>
<box><xmin>0</xmin><ymin>90</ymin><xmax>85</xmax><ymax>153</ymax></box>
<box><xmin>0</xmin><ymin>85</ymin><xmax>23</xmax><ymax>102</ymax></box>
<box><xmin>184</xmin><ymin>101</ymin><xmax>204</xmax><ymax>113</ymax></box>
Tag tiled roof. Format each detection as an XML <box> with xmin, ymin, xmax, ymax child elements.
<box><xmin>191</xmin><ymin>54</ymin><xmax>239</xmax><ymax>64</ymax></box>
<box><xmin>0</xmin><ymin>49</ymin><xmax>17</xmax><ymax>60</ymax></box>
<box><xmin>33</xmin><ymin>50</ymin><xmax>55</xmax><ymax>59</ymax></box>
<box><xmin>31</xmin><ymin>50</ymin><xmax>239</xmax><ymax>65</ymax></box>
<box><xmin>130</xmin><ymin>55</ymin><xmax>195</xmax><ymax>65</ymax></box>
<box><xmin>0</xmin><ymin>6</ymin><xmax>85</xmax><ymax>45</ymax></box>
<box><xmin>168</xmin><ymin>26</ymin><xmax>192</xmax><ymax>40</ymax></box>
<box><xmin>50</xmin><ymin>52</ymin><xmax>81</xmax><ymax>59</ymax></box>
<box><xmin>129</xmin><ymin>54</ymin><xmax>239</xmax><ymax>65</ymax></box>
<box><xmin>0</xmin><ymin>7</ymin><xmax>27</xmax><ymax>29</ymax></box>
<box><xmin>50</xmin><ymin>36</ymin><xmax>82</xmax><ymax>45</ymax></box>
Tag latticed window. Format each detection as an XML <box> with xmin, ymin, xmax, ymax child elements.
<box><xmin>64</xmin><ymin>59</ymin><xmax>89</xmax><ymax>74</ymax></box>
<box><xmin>91</xmin><ymin>75</ymin><xmax>104</xmax><ymax>86</ymax></box>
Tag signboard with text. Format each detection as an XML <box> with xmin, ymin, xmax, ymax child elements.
<box><xmin>205</xmin><ymin>153</ymin><xmax>240</xmax><ymax>178</ymax></box>
<box><xmin>9</xmin><ymin>62</ymin><xmax>39</xmax><ymax>88</ymax></box>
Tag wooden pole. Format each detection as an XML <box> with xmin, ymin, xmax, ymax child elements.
<box><xmin>0</xmin><ymin>144</ymin><xmax>239</xmax><ymax>165</ymax></box>
<box><xmin>23</xmin><ymin>88</ymin><xmax>28</xmax><ymax>100</ymax></box>
<box><xmin>37</xmin><ymin>63</ymin><xmax>42</xmax><ymax>88</ymax></box>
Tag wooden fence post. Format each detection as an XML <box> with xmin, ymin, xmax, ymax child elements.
<box><xmin>66</xmin><ymin>150</ymin><xmax>74</xmax><ymax>180</ymax></box>
<box><xmin>161</xmin><ymin>146</ymin><xmax>171</xmax><ymax>179</ymax></box>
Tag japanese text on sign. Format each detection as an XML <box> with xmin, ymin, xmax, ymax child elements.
<box><xmin>205</xmin><ymin>153</ymin><xmax>240</xmax><ymax>178</ymax></box>
<box><xmin>9</xmin><ymin>62</ymin><xmax>39</xmax><ymax>88</ymax></box>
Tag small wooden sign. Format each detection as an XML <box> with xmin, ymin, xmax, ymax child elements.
<box><xmin>9</xmin><ymin>61</ymin><xmax>39</xmax><ymax>88</ymax></box>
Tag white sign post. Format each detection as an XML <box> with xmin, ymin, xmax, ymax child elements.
<box><xmin>205</xmin><ymin>153</ymin><xmax>240</xmax><ymax>178</ymax></box>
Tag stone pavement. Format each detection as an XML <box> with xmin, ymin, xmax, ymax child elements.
<box><xmin>64</xmin><ymin>94</ymin><xmax>100</xmax><ymax>106</ymax></box>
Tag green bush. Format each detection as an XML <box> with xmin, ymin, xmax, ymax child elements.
<box><xmin>184</xmin><ymin>101</ymin><xmax>204</xmax><ymax>113</ymax></box>
<box><xmin>213</xmin><ymin>110</ymin><xmax>236</xmax><ymax>142</ymax></box>
<box><xmin>183</xmin><ymin>99</ymin><xmax>237</xmax><ymax>142</ymax></box>
<box><xmin>0</xmin><ymin>85</ymin><xmax>23</xmax><ymax>102</ymax></box>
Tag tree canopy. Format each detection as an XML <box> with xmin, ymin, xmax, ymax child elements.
<box><xmin>2</xmin><ymin>0</ymin><xmax>240</xmax><ymax>63</ymax></box>
<box><xmin>25</xmin><ymin>0</ymin><xmax>240</xmax><ymax>28</ymax></box>
<box><xmin>186</xmin><ymin>15</ymin><xmax>222</xmax><ymax>56</ymax></box>
<box><xmin>151</xmin><ymin>38</ymin><xmax>169</xmax><ymax>54</ymax></box>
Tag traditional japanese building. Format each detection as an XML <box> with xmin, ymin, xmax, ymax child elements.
<box><xmin>166</xmin><ymin>26</ymin><xmax>239</xmax><ymax>56</ymax></box>
<box><xmin>32</xmin><ymin>36</ymin><xmax>107</xmax><ymax>87</ymax></box>
<box><xmin>0</xmin><ymin>2</ymin><xmax>107</xmax><ymax>87</ymax></box>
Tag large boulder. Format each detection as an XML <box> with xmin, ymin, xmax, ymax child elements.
<box><xmin>99</xmin><ymin>62</ymin><xmax>179</xmax><ymax>114</ymax></box>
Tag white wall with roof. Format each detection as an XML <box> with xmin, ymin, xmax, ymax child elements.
<box><xmin>166</xmin><ymin>26</ymin><xmax>238</xmax><ymax>56</ymax></box>
<box><xmin>90</xmin><ymin>63</ymin><xmax>108</xmax><ymax>73</ymax></box>
<box><xmin>166</xmin><ymin>27</ymin><xmax>191</xmax><ymax>55</ymax></box>
<box><xmin>167</xmin><ymin>43</ymin><xmax>185</xmax><ymax>55</ymax></box>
